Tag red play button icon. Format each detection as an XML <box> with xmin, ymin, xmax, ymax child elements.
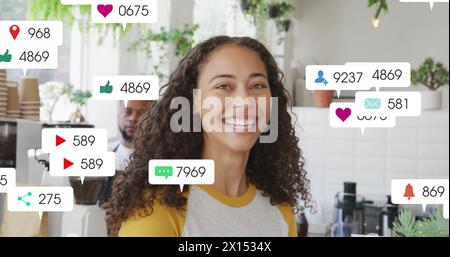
<box><xmin>64</xmin><ymin>158</ymin><xmax>74</xmax><ymax>170</ymax></box>
<box><xmin>56</xmin><ymin>135</ymin><xmax>66</xmax><ymax>146</ymax></box>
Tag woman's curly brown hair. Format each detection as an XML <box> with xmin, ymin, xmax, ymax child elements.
<box><xmin>105</xmin><ymin>36</ymin><xmax>311</xmax><ymax>236</ymax></box>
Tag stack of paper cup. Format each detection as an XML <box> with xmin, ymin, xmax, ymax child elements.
<box><xmin>0</xmin><ymin>70</ymin><xmax>7</xmax><ymax>117</ymax></box>
<box><xmin>7</xmin><ymin>81</ymin><xmax>21</xmax><ymax>118</ymax></box>
<box><xmin>19</xmin><ymin>76</ymin><xmax>41</xmax><ymax>120</ymax></box>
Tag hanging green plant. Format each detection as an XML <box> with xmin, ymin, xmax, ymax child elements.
<box><xmin>28</xmin><ymin>0</ymin><xmax>129</xmax><ymax>44</ymax></box>
<box><xmin>128</xmin><ymin>24</ymin><xmax>199</xmax><ymax>58</ymax></box>
<box><xmin>128</xmin><ymin>24</ymin><xmax>199</xmax><ymax>80</ymax></box>
<box><xmin>368</xmin><ymin>0</ymin><xmax>388</xmax><ymax>27</ymax></box>
<box><xmin>240</xmin><ymin>0</ymin><xmax>267</xmax><ymax>40</ymax></box>
<box><xmin>267</xmin><ymin>0</ymin><xmax>294</xmax><ymax>19</ymax></box>
<box><xmin>240</xmin><ymin>0</ymin><xmax>253</xmax><ymax>11</ymax></box>
<box><xmin>275</xmin><ymin>19</ymin><xmax>290</xmax><ymax>33</ymax></box>
<box><xmin>240</xmin><ymin>0</ymin><xmax>295</xmax><ymax>42</ymax></box>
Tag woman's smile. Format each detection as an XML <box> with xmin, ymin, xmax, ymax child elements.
<box><xmin>222</xmin><ymin>116</ymin><xmax>258</xmax><ymax>133</ymax></box>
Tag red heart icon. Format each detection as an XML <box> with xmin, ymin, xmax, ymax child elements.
<box><xmin>336</xmin><ymin>108</ymin><xmax>352</xmax><ymax>122</ymax></box>
<box><xmin>97</xmin><ymin>4</ymin><xmax>113</xmax><ymax>18</ymax></box>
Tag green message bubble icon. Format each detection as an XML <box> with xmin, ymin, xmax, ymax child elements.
<box><xmin>155</xmin><ymin>166</ymin><xmax>173</xmax><ymax>179</ymax></box>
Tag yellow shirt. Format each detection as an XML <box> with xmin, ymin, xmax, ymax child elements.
<box><xmin>119</xmin><ymin>184</ymin><xmax>297</xmax><ymax>237</ymax></box>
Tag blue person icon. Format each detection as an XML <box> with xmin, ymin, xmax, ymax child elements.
<box><xmin>315</xmin><ymin>70</ymin><xmax>328</xmax><ymax>85</ymax></box>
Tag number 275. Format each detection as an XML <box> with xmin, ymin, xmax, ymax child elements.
<box><xmin>39</xmin><ymin>193</ymin><xmax>61</xmax><ymax>205</ymax></box>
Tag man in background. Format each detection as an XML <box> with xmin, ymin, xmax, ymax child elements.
<box><xmin>99</xmin><ymin>100</ymin><xmax>151</xmax><ymax>205</ymax></box>
<box><xmin>109</xmin><ymin>100</ymin><xmax>151</xmax><ymax>170</ymax></box>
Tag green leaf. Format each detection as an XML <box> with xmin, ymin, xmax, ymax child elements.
<box><xmin>393</xmin><ymin>210</ymin><xmax>419</xmax><ymax>237</ymax></box>
<box><xmin>368</xmin><ymin>0</ymin><xmax>379</xmax><ymax>7</ymax></box>
<box><xmin>393</xmin><ymin>209</ymin><xmax>449</xmax><ymax>237</ymax></box>
<box><xmin>368</xmin><ymin>0</ymin><xmax>389</xmax><ymax>20</ymax></box>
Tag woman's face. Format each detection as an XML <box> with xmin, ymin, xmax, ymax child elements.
<box><xmin>196</xmin><ymin>44</ymin><xmax>272</xmax><ymax>153</ymax></box>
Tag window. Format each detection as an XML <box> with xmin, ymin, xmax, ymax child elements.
<box><xmin>192</xmin><ymin>0</ymin><xmax>287</xmax><ymax>73</ymax></box>
<box><xmin>193</xmin><ymin>0</ymin><xmax>255</xmax><ymax>43</ymax></box>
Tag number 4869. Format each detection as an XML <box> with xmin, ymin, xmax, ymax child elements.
<box><xmin>19</xmin><ymin>51</ymin><xmax>49</xmax><ymax>62</ymax></box>
<box><xmin>121</xmin><ymin>82</ymin><xmax>151</xmax><ymax>94</ymax></box>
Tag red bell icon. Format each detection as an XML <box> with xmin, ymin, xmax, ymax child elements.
<box><xmin>403</xmin><ymin>183</ymin><xmax>415</xmax><ymax>200</ymax></box>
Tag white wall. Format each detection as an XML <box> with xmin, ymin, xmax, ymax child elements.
<box><xmin>290</xmin><ymin>0</ymin><xmax>449</xmax><ymax>108</ymax></box>
<box><xmin>119</xmin><ymin>0</ymin><xmax>174</xmax><ymax>75</ymax></box>
<box><xmin>70</xmin><ymin>25</ymin><xmax>120</xmax><ymax>139</ymax></box>
<box><xmin>293</xmin><ymin>107</ymin><xmax>449</xmax><ymax>228</ymax></box>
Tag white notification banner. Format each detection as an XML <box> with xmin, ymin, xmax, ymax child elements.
<box><xmin>49</xmin><ymin>151</ymin><xmax>116</xmax><ymax>179</ymax></box>
<box><xmin>91</xmin><ymin>0</ymin><xmax>157</xmax><ymax>27</ymax></box>
<box><xmin>0</xmin><ymin>44</ymin><xmax>58</xmax><ymax>70</ymax></box>
<box><xmin>399</xmin><ymin>0</ymin><xmax>449</xmax><ymax>10</ymax></box>
<box><xmin>306</xmin><ymin>65</ymin><xmax>372</xmax><ymax>94</ymax></box>
<box><xmin>355</xmin><ymin>91</ymin><xmax>421</xmax><ymax>117</ymax></box>
<box><xmin>329</xmin><ymin>102</ymin><xmax>396</xmax><ymax>134</ymax></box>
<box><xmin>93</xmin><ymin>75</ymin><xmax>159</xmax><ymax>101</ymax></box>
<box><xmin>391</xmin><ymin>179</ymin><xmax>449</xmax><ymax>219</ymax></box>
<box><xmin>42</xmin><ymin>128</ymin><xmax>108</xmax><ymax>154</ymax></box>
<box><xmin>345</xmin><ymin>62</ymin><xmax>411</xmax><ymax>90</ymax></box>
<box><xmin>306</xmin><ymin>63</ymin><xmax>410</xmax><ymax>96</ymax></box>
<box><xmin>149</xmin><ymin>159</ymin><xmax>215</xmax><ymax>191</ymax></box>
<box><xmin>8</xmin><ymin>186</ymin><xmax>73</xmax><ymax>212</ymax></box>
<box><xmin>0</xmin><ymin>20</ymin><xmax>63</xmax><ymax>46</ymax></box>
<box><xmin>0</xmin><ymin>168</ymin><xmax>16</xmax><ymax>193</ymax></box>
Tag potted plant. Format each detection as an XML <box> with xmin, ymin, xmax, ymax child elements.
<box><xmin>67</xmin><ymin>88</ymin><xmax>92</xmax><ymax>123</ymax></box>
<box><xmin>241</xmin><ymin>0</ymin><xmax>253</xmax><ymax>11</ymax></box>
<box><xmin>411</xmin><ymin>57</ymin><xmax>449</xmax><ymax>110</ymax></box>
<box><xmin>275</xmin><ymin>19</ymin><xmax>291</xmax><ymax>33</ymax></box>
<box><xmin>39</xmin><ymin>82</ymin><xmax>72</xmax><ymax>122</ymax></box>
<box><xmin>240</xmin><ymin>0</ymin><xmax>267</xmax><ymax>41</ymax></box>
<box><xmin>267</xmin><ymin>1</ymin><xmax>294</xmax><ymax>19</ymax></box>
<box><xmin>268</xmin><ymin>0</ymin><xmax>295</xmax><ymax>43</ymax></box>
<box><xmin>313</xmin><ymin>90</ymin><xmax>334</xmax><ymax>108</ymax></box>
<box><xmin>393</xmin><ymin>209</ymin><xmax>448</xmax><ymax>237</ymax></box>
<box><xmin>240</xmin><ymin>0</ymin><xmax>295</xmax><ymax>42</ymax></box>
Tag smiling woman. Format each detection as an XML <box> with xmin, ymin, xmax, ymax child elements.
<box><xmin>104</xmin><ymin>36</ymin><xmax>311</xmax><ymax>237</ymax></box>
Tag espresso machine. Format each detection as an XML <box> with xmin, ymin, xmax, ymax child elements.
<box><xmin>1</xmin><ymin>119</ymin><xmax>108</xmax><ymax>237</ymax></box>
<box><xmin>36</xmin><ymin>122</ymin><xmax>108</xmax><ymax>237</ymax></box>
<box><xmin>378</xmin><ymin>195</ymin><xmax>399</xmax><ymax>237</ymax></box>
<box><xmin>1</xmin><ymin>118</ymin><xmax>43</xmax><ymax>233</ymax></box>
<box><xmin>0</xmin><ymin>118</ymin><xmax>43</xmax><ymax>182</ymax></box>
